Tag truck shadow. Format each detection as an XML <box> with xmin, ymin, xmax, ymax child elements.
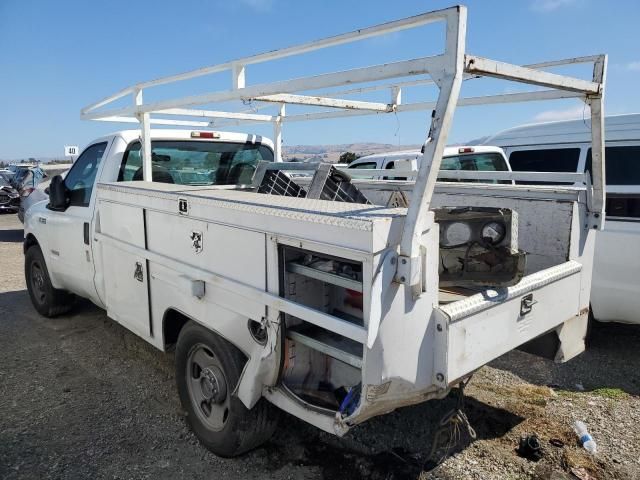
<box><xmin>262</xmin><ymin>391</ymin><xmax>523</xmax><ymax>480</ymax></box>
<box><xmin>491</xmin><ymin>322</ymin><xmax>640</xmax><ymax>396</ymax></box>
<box><xmin>4</xmin><ymin>290</ymin><xmax>523</xmax><ymax>480</ymax></box>
<box><xmin>0</xmin><ymin>227</ymin><xmax>23</xmax><ymax>243</ymax></box>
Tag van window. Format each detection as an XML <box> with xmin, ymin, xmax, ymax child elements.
<box><xmin>585</xmin><ymin>146</ymin><xmax>640</xmax><ymax>219</ymax></box>
<box><xmin>585</xmin><ymin>146</ymin><xmax>640</xmax><ymax>186</ymax></box>
<box><xmin>509</xmin><ymin>148</ymin><xmax>581</xmax><ymax>172</ymax></box>
<box><xmin>118</xmin><ymin>141</ymin><xmax>274</xmax><ymax>185</ymax></box>
<box><xmin>606</xmin><ymin>195</ymin><xmax>640</xmax><ymax>219</ymax></box>
<box><xmin>508</xmin><ymin>148</ymin><xmax>581</xmax><ymax>184</ymax></box>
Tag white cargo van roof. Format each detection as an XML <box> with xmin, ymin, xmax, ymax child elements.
<box><xmin>484</xmin><ymin>113</ymin><xmax>640</xmax><ymax>147</ymax></box>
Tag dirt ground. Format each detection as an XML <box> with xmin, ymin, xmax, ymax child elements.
<box><xmin>1</xmin><ymin>212</ymin><xmax>638</xmax><ymax>480</ymax></box>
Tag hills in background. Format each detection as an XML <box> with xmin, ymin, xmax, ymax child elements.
<box><xmin>282</xmin><ymin>142</ymin><xmax>420</xmax><ymax>163</ymax></box>
<box><xmin>1</xmin><ymin>143</ymin><xmax>421</xmax><ymax>165</ymax></box>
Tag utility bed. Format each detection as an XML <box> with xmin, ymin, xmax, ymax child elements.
<box><xmin>23</xmin><ymin>4</ymin><xmax>607</xmax><ymax>454</ymax></box>
<box><xmin>95</xmin><ymin>176</ymin><xmax>593</xmax><ymax>430</ymax></box>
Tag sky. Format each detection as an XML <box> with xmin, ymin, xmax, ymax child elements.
<box><xmin>1</xmin><ymin>0</ymin><xmax>639</xmax><ymax>159</ymax></box>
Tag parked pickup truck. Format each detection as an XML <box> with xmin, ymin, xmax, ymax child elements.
<box><xmin>348</xmin><ymin>145</ymin><xmax>512</xmax><ymax>183</ymax></box>
<box><xmin>24</xmin><ymin>6</ymin><xmax>607</xmax><ymax>457</ymax></box>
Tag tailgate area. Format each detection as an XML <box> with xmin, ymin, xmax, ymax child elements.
<box><xmin>436</xmin><ymin>261</ymin><xmax>583</xmax><ymax>386</ymax></box>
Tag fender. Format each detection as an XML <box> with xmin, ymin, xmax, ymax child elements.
<box><xmin>23</xmin><ymin>201</ymin><xmax>65</xmax><ymax>290</ymax></box>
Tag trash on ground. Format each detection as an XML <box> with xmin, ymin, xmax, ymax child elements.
<box><xmin>573</xmin><ymin>420</ymin><xmax>597</xmax><ymax>454</ymax></box>
<box><xmin>516</xmin><ymin>434</ymin><xmax>544</xmax><ymax>462</ymax></box>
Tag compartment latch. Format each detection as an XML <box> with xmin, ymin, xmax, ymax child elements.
<box><xmin>520</xmin><ymin>293</ymin><xmax>537</xmax><ymax>316</ymax></box>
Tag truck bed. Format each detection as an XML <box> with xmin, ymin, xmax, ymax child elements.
<box><xmin>97</xmin><ymin>181</ymin><xmax>407</xmax><ymax>254</ymax></box>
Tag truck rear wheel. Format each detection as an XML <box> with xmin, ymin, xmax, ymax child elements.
<box><xmin>25</xmin><ymin>245</ymin><xmax>74</xmax><ymax>317</ymax></box>
<box><xmin>175</xmin><ymin>321</ymin><xmax>278</xmax><ymax>457</ymax></box>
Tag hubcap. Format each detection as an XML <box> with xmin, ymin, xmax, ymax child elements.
<box><xmin>30</xmin><ymin>262</ymin><xmax>46</xmax><ymax>304</ymax></box>
<box><xmin>186</xmin><ymin>344</ymin><xmax>230</xmax><ymax>431</ymax></box>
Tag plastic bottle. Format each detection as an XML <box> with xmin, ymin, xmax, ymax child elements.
<box><xmin>573</xmin><ymin>420</ymin><xmax>597</xmax><ymax>454</ymax></box>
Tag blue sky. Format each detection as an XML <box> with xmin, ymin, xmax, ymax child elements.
<box><xmin>1</xmin><ymin>0</ymin><xmax>639</xmax><ymax>159</ymax></box>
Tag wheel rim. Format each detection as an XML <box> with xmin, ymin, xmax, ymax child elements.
<box><xmin>30</xmin><ymin>262</ymin><xmax>46</xmax><ymax>305</ymax></box>
<box><xmin>186</xmin><ymin>343</ymin><xmax>230</xmax><ymax>431</ymax></box>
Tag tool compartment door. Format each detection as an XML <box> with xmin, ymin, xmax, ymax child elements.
<box><xmin>436</xmin><ymin>261</ymin><xmax>583</xmax><ymax>386</ymax></box>
<box><xmin>99</xmin><ymin>202</ymin><xmax>152</xmax><ymax>339</ymax></box>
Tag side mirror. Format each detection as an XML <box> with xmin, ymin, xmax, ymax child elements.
<box><xmin>47</xmin><ymin>175</ymin><xmax>69</xmax><ymax>211</ymax></box>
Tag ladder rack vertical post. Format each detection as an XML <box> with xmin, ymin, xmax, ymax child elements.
<box><xmin>397</xmin><ymin>6</ymin><xmax>467</xmax><ymax>292</ymax></box>
<box><xmin>232</xmin><ymin>63</ymin><xmax>246</xmax><ymax>89</ymax></box>
<box><xmin>135</xmin><ymin>88</ymin><xmax>153</xmax><ymax>182</ymax></box>
<box><xmin>588</xmin><ymin>54</ymin><xmax>607</xmax><ymax>230</ymax></box>
<box><xmin>274</xmin><ymin>103</ymin><xmax>285</xmax><ymax>162</ymax></box>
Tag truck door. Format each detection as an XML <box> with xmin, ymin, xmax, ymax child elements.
<box><xmin>45</xmin><ymin>141</ymin><xmax>110</xmax><ymax>302</ymax></box>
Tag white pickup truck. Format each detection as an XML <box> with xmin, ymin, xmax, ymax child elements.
<box><xmin>348</xmin><ymin>145</ymin><xmax>512</xmax><ymax>181</ymax></box>
<box><xmin>24</xmin><ymin>6</ymin><xmax>607</xmax><ymax>457</ymax></box>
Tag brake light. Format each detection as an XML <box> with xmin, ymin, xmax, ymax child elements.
<box><xmin>458</xmin><ymin>147</ymin><xmax>474</xmax><ymax>154</ymax></box>
<box><xmin>191</xmin><ymin>131</ymin><xmax>221</xmax><ymax>139</ymax></box>
<box><xmin>21</xmin><ymin>187</ymin><xmax>35</xmax><ymax>198</ymax></box>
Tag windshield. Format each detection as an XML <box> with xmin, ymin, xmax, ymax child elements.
<box><xmin>11</xmin><ymin>168</ymin><xmax>29</xmax><ymax>184</ymax></box>
<box><xmin>119</xmin><ymin>140</ymin><xmax>274</xmax><ymax>186</ymax></box>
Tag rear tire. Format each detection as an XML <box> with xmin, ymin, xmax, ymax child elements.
<box><xmin>25</xmin><ymin>245</ymin><xmax>74</xmax><ymax>317</ymax></box>
<box><xmin>175</xmin><ymin>321</ymin><xmax>278</xmax><ymax>457</ymax></box>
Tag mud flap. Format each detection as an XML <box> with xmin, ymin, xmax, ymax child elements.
<box><xmin>235</xmin><ymin>316</ymin><xmax>281</xmax><ymax>408</ymax></box>
<box><xmin>518</xmin><ymin>309</ymin><xmax>588</xmax><ymax>362</ymax></box>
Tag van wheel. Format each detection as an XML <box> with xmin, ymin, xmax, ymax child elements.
<box><xmin>175</xmin><ymin>321</ymin><xmax>278</xmax><ymax>457</ymax></box>
<box><xmin>25</xmin><ymin>245</ymin><xmax>74</xmax><ymax>317</ymax></box>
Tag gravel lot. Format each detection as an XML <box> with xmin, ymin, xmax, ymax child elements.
<box><xmin>1</xmin><ymin>212</ymin><xmax>638</xmax><ymax>479</ymax></box>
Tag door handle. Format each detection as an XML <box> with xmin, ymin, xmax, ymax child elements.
<box><xmin>83</xmin><ymin>222</ymin><xmax>90</xmax><ymax>245</ymax></box>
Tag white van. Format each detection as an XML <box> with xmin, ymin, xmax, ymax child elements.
<box><xmin>348</xmin><ymin>146</ymin><xmax>512</xmax><ymax>180</ymax></box>
<box><xmin>484</xmin><ymin>113</ymin><xmax>640</xmax><ymax>325</ymax></box>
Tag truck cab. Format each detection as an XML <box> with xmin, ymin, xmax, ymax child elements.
<box><xmin>24</xmin><ymin>130</ymin><xmax>274</xmax><ymax>311</ymax></box>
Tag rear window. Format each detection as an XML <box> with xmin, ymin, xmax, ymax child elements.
<box><xmin>441</xmin><ymin>152</ymin><xmax>508</xmax><ymax>172</ymax></box>
<box><xmin>441</xmin><ymin>152</ymin><xmax>509</xmax><ymax>184</ymax></box>
<box><xmin>508</xmin><ymin>148</ymin><xmax>581</xmax><ymax>185</ymax></box>
<box><xmin>118</xmin><ymin>140</ymin><xmax>274</xmax><ymax>185</ymax></box>
<box><xmin>585</xmin><ymin>146</ymin><xmax>640</xmax><ymax>186</ymax></box>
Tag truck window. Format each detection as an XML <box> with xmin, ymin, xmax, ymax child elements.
<box><xmin>383</xmin><ymin>160</ymin><xmax>405</xmax><ymax>180</ymax></box>
<box><xmin>349</xmin><ymin>162</ymin><xmax>377</xmax><ymax>169</ymax></box>
<box><xmin>508</xmin><ymin>148</ymin><xmax>580</xmax><ymax>185</ymax></box>
<box><xmin>64</xmin><ymin>142</ymin><xmax>108</xmax><ymax>207</ymax></box>
<box><xmin>441</xmin><ymin>153</ymin><xmax>509</xmax><ymax>184</ymax></box>
<box><xmin>118</xmin><ymin>141</ymin><xmax>274</xmax><ymax>185</ymax></box>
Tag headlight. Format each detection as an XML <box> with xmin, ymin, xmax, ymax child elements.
<box><xmin>443</xmin><ymin>222</ymin><xmax>472</xmax><ymax>246</ymax></box>
<box><xmin>481</xmin><ymin>221</ymin><xmax>506</xmax><ymax>245</ymax></box>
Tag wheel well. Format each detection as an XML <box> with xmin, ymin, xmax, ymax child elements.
<box><xmin>24</xmin><ymin>233</ymin><xmax>39</xmax><ymax>255</ymax></box>
<box><xmin>163</xmin><ymin>309</ymin><xmax>190</xmax><ymax>350</ymax></box>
